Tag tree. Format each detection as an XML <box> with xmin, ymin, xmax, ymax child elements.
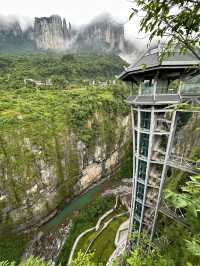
<box><xmin>130</xmin><ymin>0</ymin><xmax>200</xmax><ymax>60</ymax></box>
<box><xmin>0</xmin><ymin>257</ymin><xmax>51</xmax><ymax>266</ymax></box>
<box><xmin>165</xmin><ymin>174</ymin><xmax>200</xmax><ymax>264</ymax></box>
<box><xmin>124</xmin><ymin>234</ymin><xmax>175</xmax><ymax>266</ymax></box>
<box><xmin>71</xmin><ymin>251</ymin><xmax>95</xmax><ymax>266</ymax></box>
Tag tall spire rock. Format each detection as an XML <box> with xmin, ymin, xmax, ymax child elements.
<box><xmin>34</xmin><ymin>15</ymin><xmax>68</xmax><ymax>49</ymax></box>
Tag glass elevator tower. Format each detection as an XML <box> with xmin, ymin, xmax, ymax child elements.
<box><xmin>119</xmin><ymin>47</ymin><xmax>200</xmax><ymax>243</ymax></box>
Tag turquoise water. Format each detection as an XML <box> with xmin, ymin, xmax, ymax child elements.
<box><xmin>45</xmin><ymin>180</ymin><xmax>109</xmax><ymax>230</ymax></box>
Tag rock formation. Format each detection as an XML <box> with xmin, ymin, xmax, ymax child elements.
<box><xmin>34</xmin><ymin>15</ymin><xmax>72</xmax><ymax>50</ymax></box>
<box><xmin>0</xmin><ymin>114</ymin><xmax>131</xmax><ymax>234</ymax></box>
<box><xmin>0</xmin><ymin>14</ymin><xmax>137</xmax><ymax>55</ymax></box>
<box><xmin>75</xmin><ymin>15</ymin><xmax>126</xmax><ymax>53</ymax></box>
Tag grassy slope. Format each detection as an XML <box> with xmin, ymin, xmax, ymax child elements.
<box><xmin>89</xmin><ymin>215</ymin><xmax>128</xmax><ymax>265</ymax></box>
<box><xmin>74</xmin><ymin>206</ymin><xmax>126</xmax><ymax>257</ymax></box>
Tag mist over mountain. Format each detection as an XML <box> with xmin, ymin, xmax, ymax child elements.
<box><xmin>0</xmin><ymin>13</ymin><xmax>138</xmax><ymax>59</ymax></box>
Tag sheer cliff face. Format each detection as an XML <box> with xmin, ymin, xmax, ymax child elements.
<box><xmin>33</xmin><ymin>15</ymin><xmax>133</xmax><ymax>54</ymax></box>
<box><xmin>0</xmin><ymin>114</ymin><xmax>131</xmax><ymax>234</ymax></box>
<box><xmin>0</xmin><ymin>14</ymin><xmax>137</xmax><ymax>55</ymax></box>
<box><xmin>75</xmin><ymin>17</ymin><xmax>126</xmax><ymax>53</ymax></box>
<box><xmin>34</xmin><ymin>15</ymin><xmax>72</xmax><ymax>50</ymax></box>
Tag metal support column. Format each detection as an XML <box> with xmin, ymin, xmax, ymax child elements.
<box><xmin>138</xmin><ymin>107</ymin><xmax>155</xmax><ymax>242</ymax></box>
<box><xmin>150</xmin><ymin>111</ymin><xmax>177</xmax><ymax>240</ymax></box>
<box><xmin>129</xmin><ymin>107</ymin><xmax>141</xmax><ymax>235</ymax></box>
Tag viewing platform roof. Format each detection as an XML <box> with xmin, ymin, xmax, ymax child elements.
<box><xmin>119</xmin><ymin>46</ymin><xmax>200</xmax><ymax>81</ymax></box>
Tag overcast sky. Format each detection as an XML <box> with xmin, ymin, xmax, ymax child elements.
<box><xmin>1</xmin><ymin>0</ymin><xmax>132</xmax><ymax>24</ymax></box>
<box><xmin>0</xmin><ymin>0</ymin><xmax>149</xmax><ymax>48</ymax></box>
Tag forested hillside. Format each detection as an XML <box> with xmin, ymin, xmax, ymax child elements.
<box><xmin>0</xmin><ymin>52</ymin><xmax>133</xmax><ymax>264</ymax></box>
<box><xmin>0</xmin><ymin>53</ymin><xmax>127</xmax><ymax>89</ymax></box>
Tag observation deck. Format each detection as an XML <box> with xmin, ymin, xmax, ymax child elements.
<box><xmin>126</xmin><ymin>83</ymin><xmax>200</xmax><ymax>106</ymax></box>
<box><xmin>119</xmin><ymin>45</ymin><xmax>200</xmax><ymax>245</ymax></box>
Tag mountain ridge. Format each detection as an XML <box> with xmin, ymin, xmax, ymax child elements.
<box><xmin>0</xmin><ymin>14</ymin><xmax>137</xmax><ymax>57</ymax></box>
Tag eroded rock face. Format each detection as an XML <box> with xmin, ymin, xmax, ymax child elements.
<box><xmin>75</xmin><ymin>15</ymin><xmax>126</xmax><ymax>53</ymax></box>
<box><xmin>173</xmin><ymin>113</ymin><xmax>200</xmax><ymax>157</ymax></box>
<box><xmin>34</xmin><ymin>15</ymin><xmax>72</xmax><ymax>49</ymax></box>
<box><xmin>0</xmin><ymin>115</ymin><xmax>131</xmax><ymax>234</ymax></box>
<box><xmin>33</xmin><ymin>14</ymin><xmax>128</xmax><ymax>52</ymax></box>
<box><xmin>0</xmin><ymin>14</ymin><xmax>138</xmax><ymax>55</ymax></box>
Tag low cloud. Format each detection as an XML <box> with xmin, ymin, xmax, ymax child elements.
<box><xmin>0</xmin><ymin>14</ymin><xmax>33</xmax><ymax>31</ymax></box>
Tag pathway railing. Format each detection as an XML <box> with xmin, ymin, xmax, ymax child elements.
<box><xmin>169</xmin><ymin>154</ymin><xmax>200</xmax><ymax>173</ymax></box>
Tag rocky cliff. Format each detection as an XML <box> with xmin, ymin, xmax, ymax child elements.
<box><xmin>34</xmin><ymin>15</ymin><xmax>72</xmax><ymax>50</ymax></box>
<box><xmin>0</xmin><ymin>117</ymin><xmax>131</xmax><ymax>234</ymax></box>
<box><xmin>74</xmin><ymin>15</ymin><xmax>127</xmax><ymax>53</ymax></box>
<box><xmin>0</xmin><ymin>14</ymin><xmax>137</xmax><ymax>55</ymax></box>
<box><xmin>0</xmin><ymin>88</ymin><xmax>131</xmax><ymax>235</ymax></box>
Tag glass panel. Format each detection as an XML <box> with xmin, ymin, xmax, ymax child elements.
<box><xmin>181</xmin><ymin>75</ymin><xmax>200</xmax><ymax>94</ymax></box>
<box><xmin>139</xmin><ymin>133</ymin><xmax>149</xmax><ymax>157</ymax></box>
<box><xmin>133</xmin><ymin>219</ymin><xmax>140</xmax><ymax>231</ymax></box>
<box><xmin>135</xmin><ymin>131</ymin><xmax>137</xmax><ymax>152</ymax></box>
<box><xmin>141</xmin><ymin>112</ymin><xmax>151</xmax><ymax>129</ymax></box>
<box><xmin>134</xmin><ymin>112</ymin><xmax>138</xmax><ymax>127</ymax></box>
<box><xmin>136</xmin><ymin>182</ymin><xmax>145</xmax><ymax>200</ymax></box>
<box><xmin>156</xmin><ymin>79</ymin><xmax>179</xmax><ymax>94</ymax></box>
<box><xmin>140</xmin><ymin>79</ymin><xmax>155</xmax><ymax>95</ymax></box>
<box><xmin>138</xmin><ymin>160</ymin><xmax>147</xmax><ymax>180</ymax></box>
<box><xmin>134</xmin><ymin>201</ymin><xmax>142</xmax><ymax>217</ymax></box>
<box><xmin>167</xmin><ymin>79</ymin><xmax>179</xmax><ymax>94</ymax></box>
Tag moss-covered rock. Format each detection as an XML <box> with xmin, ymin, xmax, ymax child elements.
<box><xmin>0</xmin><ymin>84</ymin><xmax>131</xmax><ymax>234</ymax></box>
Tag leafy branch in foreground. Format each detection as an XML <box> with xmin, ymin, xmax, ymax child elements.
<box><xmin>125</xmin><ymin>234</ymin><xmax>174</xmax><ymax>266</ymax></box>
<box><xmin>71</xmin><ymin>251</ymin><xmax>95</xmax><ymax>266</ymax></box>
<box><xmin>0</xmin><ymin>257</ymin><xmax>50</xmax><ymax>266</ymax></box>
<box><xmin>165</xmin><ymin>174</ymin><xmax>200</xmax><ymax>263</ymax></box>
<box><xmin>130</xmin><ymin>0</ymin><xmax>200</xmax><ymax>60</ymax></box>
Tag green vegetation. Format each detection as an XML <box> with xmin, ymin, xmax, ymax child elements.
<box><xmin>71</xmin><ymin>251</ymin><xmax>95</xmax><ymax>266</ymax></box>
<box><xmin>130</xmin><ymin>0</ymin><xmax>200</xmax><ymax>60</ymax></box>
<box><xmin>73</xmin><ymin>201</ymin><xmax>128</xmax><ymax>262</ymax></box>
<box><xmin>0</xmin><ymin>51</ymin><xmax>131</xmax><ymax>264</ymax></box>
<box><xmin>88</xmin><ymin>214</ymin><xmax>128</xmax><ymax>265</ymax></box>
<box><xmin>162</xmin><ymin>174</ymin><xmax>200</xmax><ymax>266</ymax></box>
<box><xmin>0</xmin><ymin>83</ymin><xmax>129</xmax><ymax>227</ymax></box>
<box><xmin>0</xmin><ymin>256</ymin><xmax>51</xmax><ymax>266</ymax></box>
<box><xmin>0</xmin><ymin>53</ymin><xmax>127</xmax><ymax>89</ymax></box>
<box><xmin>0</xmin><ymin>234</ymin><xmax>29</xmax><ymax>264</ymax></box>
<box><xmin>121</xmin><ymin>234</ymin><xmax>175</xmax><ymax>266</ymax></box>
<box><xmin>56</xmin><ymin>196</ymin><xmax>115</xmax><ymax>266</ymax></box>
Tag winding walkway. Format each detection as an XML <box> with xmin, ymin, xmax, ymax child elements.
<box><xmin>84</xmin><ymin>212</ymin><xmax>128</xmax><ymax>256</ymax></box>
<box><xmin>67</xmin><ymin>226</ymin><xmax>96</xmax><ymax>265</ymax></box>
<box><xmin>67</xmin><ymin>196</ymin><xmax>118</xmax><ymax>265</ymax></box>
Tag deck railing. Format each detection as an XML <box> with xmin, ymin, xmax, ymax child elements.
<box><xmin>137</xmin><ymin>83</ymin><xmax>200</xmax><ymax>96</ymax></box>
<box><xmin>180</xmin><ymin>83</ymin><xmax>200</xmax><ymax>95</ymax></box>
<box><xmin>140</xmin><ymin>85</ymin><xmax>178</xmax><ymax>96</ymax></box>
<box><xmin>169</xmin><ymin>154</ymin><xmax>200</xmax><ymax>171</ymax></box>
